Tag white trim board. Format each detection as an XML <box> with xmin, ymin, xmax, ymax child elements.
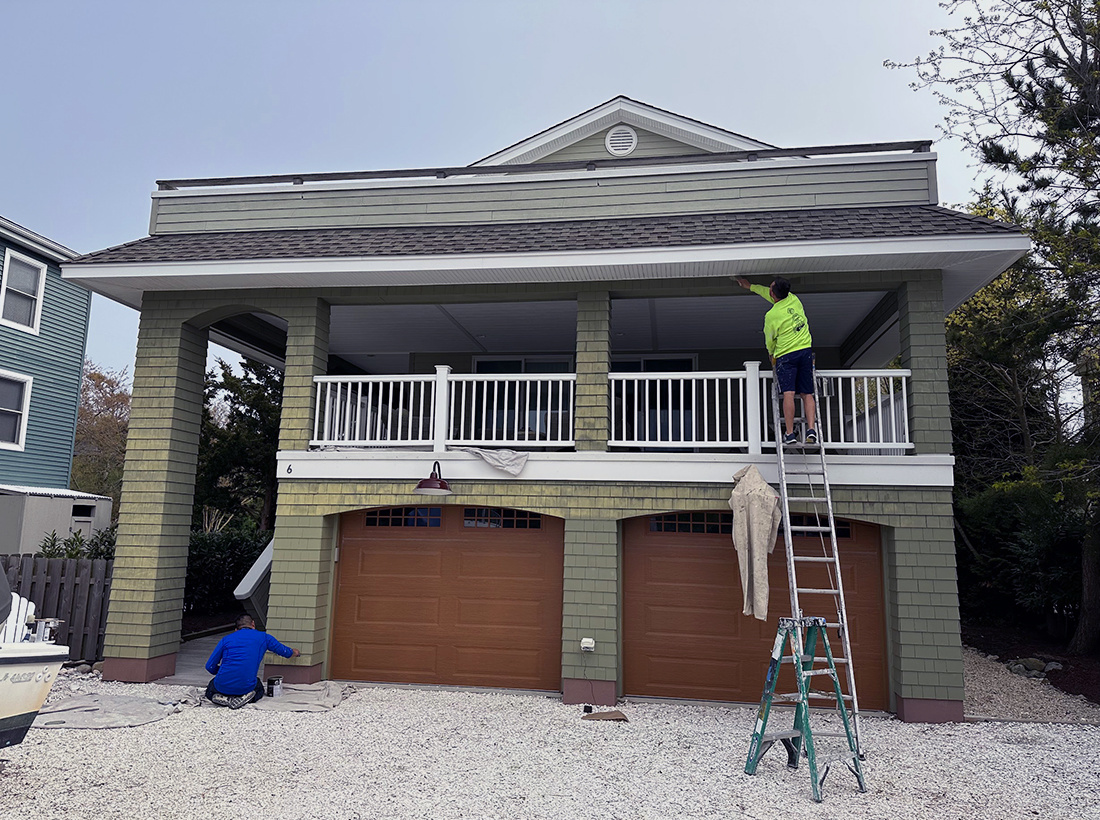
<box><xmin>63</xmin><ymin>233</ymin><xmax>1031</xmax><ymax>313</ymax></box>
<box><xmin>0</xmin><ymin>216</ymin><xmax>77</xmax><ymax>263</ymax></box>
<box><xmin>276</xmin><ymin>450</ymin><xmax>955</xmax><ymax>488</ymax></box>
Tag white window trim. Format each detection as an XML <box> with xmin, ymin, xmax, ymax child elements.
<box><xmin>0</xmin><ymin>368</ymin><xmax>32</xmax><ymax>451</ymax></box>
<box><xmin>0</xmin><ymin>248</ymin><xmax>47</xmax><ymax>335</ymax></box>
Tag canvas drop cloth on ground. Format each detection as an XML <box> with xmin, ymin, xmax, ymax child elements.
<box><xmin>728</xmin><ymin>464</ymin><xmax>782</xmax><ymax>620</ymax></box>
<box><xmin>34</xmin><ymin>682</ymin><xmax>349</xmax><ymax>729</ymax></box>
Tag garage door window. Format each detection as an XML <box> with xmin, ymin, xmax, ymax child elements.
<box><xmin>650</xmin><ymin>511</ymin><xmax>731</xmax><ymax>534</ymax></box>
<box><xmin>363</xmin><ymin>507</ymin><xmax>442</xmax><ymax>527</ymax></box>
<box><xmin>464</xmin><ymin>507</ymin><xmax>542</xmax><ymax>529</ymax></box>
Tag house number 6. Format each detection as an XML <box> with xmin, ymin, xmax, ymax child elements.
<box><xmin>286</xmin><ymin>464</ymin><xmax>293</xmax><ymax>474</ymax></box>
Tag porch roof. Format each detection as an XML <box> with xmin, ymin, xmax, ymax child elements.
<box><xmin>72</xmin><ymin>205</ymin><xmax>1016</xmax><ymax>265</ymax></box>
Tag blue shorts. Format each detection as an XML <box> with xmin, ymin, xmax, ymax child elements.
<box><xmin>775</xmin><ymin>348</ymin><xmax>815</xmax><ymax>395</ymax></box>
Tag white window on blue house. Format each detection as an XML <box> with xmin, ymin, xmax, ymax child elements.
<box><xmin>0</xmin><ymin>249</ymin><xmax>47</xmax><ymax>334</ymax></box>
<box><xmin>0</xmin><ymin>370</ymin><xmax>32</xmax><ymax>450</ymax></box>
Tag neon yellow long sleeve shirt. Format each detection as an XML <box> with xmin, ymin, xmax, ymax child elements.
<box><xmin>749</xmin><ymin>284</ymin><xmax>813</xmax><ymax>358</ymax></box>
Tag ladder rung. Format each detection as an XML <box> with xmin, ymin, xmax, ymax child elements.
<box><xmin>792</xmin><ymin>555</ymin><xmax>835</xmax><ymax>563</ymax></box>
<box><xmin>778</xmin><ymin>691</ymin><xmax>853</xmax><ymax>702</ymax></box>
<box><xmin>789</xmin><ymin>525</ymin><xmax>831</xmax><ymax>533</ymax></box>
<box><xmin>824</xmin><ymin>622</ymin><xmax>842</xmax><ymax>629</ymax></box>
<box><xmin>797</xmin><ymin>588</ymin><xmax>841</xmax><ymax>595</ymax></box>
<box><xmin>761</xmin><ymin>730</ymin><xmax>803</xmax><ymax>742</ymax></box>
<box><xmin>787</xmin><ymin>496</ymin><xmax>827</xmax><ymax>504</ymax></box>
<box><xmin>783</xmin><ymin>468</ymin><xmax>823</xmax><ymax>475</ymax></box>
<box><xmin>801</xmin><ymin>669</ymin><xmax>837</xmax><ymax>677</ymax></box>
<box><xmin>813</xmin><ymin>657</ymin><xmax>848</xmax><ymax>664</ymax></box>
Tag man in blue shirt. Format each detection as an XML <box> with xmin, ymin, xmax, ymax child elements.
<box><xmin>205</xmin><ymin>614</ymin><xmax>300</xmax><ymax>709</ymax></box>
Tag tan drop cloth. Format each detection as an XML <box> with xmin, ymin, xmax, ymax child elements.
<box><xmin>34</xmin><ymin>682</ymin><xmax>350</xmax><ymax>729</ymax></box>
<box><xmin>728</xmin><ymin>465</ymin><xmax>782</xmax><ymax>620</ymax></box>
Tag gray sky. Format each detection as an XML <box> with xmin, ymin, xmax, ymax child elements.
<box><xmin>1</xmin><ymin>0</ymin><xmax>972</xmax><ymax>377</ymax></box>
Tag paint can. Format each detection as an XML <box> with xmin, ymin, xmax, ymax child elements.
<box><xmin>266</xmin><ymin>676</ymin><xmax>283</xmax><ymax>697</ymax></box>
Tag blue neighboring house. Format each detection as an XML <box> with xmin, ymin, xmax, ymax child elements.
<box><xmin>0</xmin><ymin>215</ymin><xmax>110</xmax><ymax>554</ymax></box>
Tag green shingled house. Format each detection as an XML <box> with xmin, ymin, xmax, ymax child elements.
<box><xmin>65</xmin><ymin>97</ymin><xmax>1028</xmax><ymax>721</ymax></box>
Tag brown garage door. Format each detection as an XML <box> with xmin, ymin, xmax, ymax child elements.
<box><xmin>331</xmin><ymin>506</ymin><xmax>564</xmax><ymax>691</ymax></box>
<box><xmin>623</xmin><ymin>512</ymin><xmax>889</xmax><ymax>710</ymax></box>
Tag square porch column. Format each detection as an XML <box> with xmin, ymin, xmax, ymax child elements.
<box><xmin>560</xmin><ymin>518</ymin><xmax>619</xmax><ymax>706</ymax></box>
<box><xmin>893</xmin><ymin>273</ymin><xmax>964</xmax><ymax>721</ymax></box>
<box><xmin>265</xmin><ymin>298</ymin><xmax>331</xmax><ymax>682</ymax></box>
<box><xmin>575</xmin><ymin>290</ymin><xmax>610</xmax><ymax>451</ymax></box>
<box><xmin>102</xmin><ymin>312</ymin><xmax>208</xmax><ymax>682</ymax></box>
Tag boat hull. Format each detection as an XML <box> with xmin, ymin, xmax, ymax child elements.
<box><xmin>0</xmin><ymin>643</ymin><xmax>69</xmax><ymax>748</ymax></box>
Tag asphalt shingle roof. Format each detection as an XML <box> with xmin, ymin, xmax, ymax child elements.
<box><xmin>71</xmin><ymin>205</ymin><xmax>1021</xmax><ymax>266</ymax></box>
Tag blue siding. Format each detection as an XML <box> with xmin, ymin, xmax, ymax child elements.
<box><xmin>0</xmin><ymin>237</ymin><xmax>90</xmax><ymax>488</ymax></box>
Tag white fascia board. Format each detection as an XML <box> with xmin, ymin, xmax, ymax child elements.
<box><xmin>276</xmin><ymin>450</ymin><xmax>954</xmax><ymax>488</ymax></box>
<box><xmin>61</xmin><ymin>233</ymin><xmax>1033</xmax><ymax>292</ymax></box>
<box><xmin>0</xmin><ymin>216</ymin><xmax>78</xmax><ymax>263</ymax></box>
<box><xmin>150</xmin><ymin>152</ymin><xmax>935</xmax><ymax>199</ymax></box>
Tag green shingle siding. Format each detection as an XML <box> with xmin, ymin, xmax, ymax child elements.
<box><xmin>150</xmin><ymin>160</ymin><xmax>935</xmax><ymax>235</ymax></box>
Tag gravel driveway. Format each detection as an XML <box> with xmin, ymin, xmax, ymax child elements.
<box><xmin>3</xmin><ymin>649</ymin><xmax>1098</xmax><ymax>820</ymax></box>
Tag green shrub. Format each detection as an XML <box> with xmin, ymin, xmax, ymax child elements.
<box><xmin>183</xmin><ymin>529</ymin><xmax>270</xmax><ymax>614</ymax></box>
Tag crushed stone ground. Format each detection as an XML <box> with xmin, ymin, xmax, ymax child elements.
<box><xmin>2</xmin><ymin>648</ymin><xmax>1097</xmax><ymax>819</ymax></box>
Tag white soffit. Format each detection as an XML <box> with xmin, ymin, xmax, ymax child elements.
<box><xmin>63</xmin><ymin>233</ymin><xmax>1031</xmax><ymax>312</ymax></box>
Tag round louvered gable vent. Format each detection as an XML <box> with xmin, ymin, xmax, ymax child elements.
<box><xmin>605</xmin><ymin>125</ymin><xmax>638</xmax><ymax>156</ymax></box>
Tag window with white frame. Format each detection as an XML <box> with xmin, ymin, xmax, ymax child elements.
<box><xmin>0</xmin><ymin>249</ymin><xmax>47</xmax><ymax>333</ymax></box>
<box><xmin>0</xmin><ymin>370</ymin><xmax>32</xmax><ymax>450</ymax></box>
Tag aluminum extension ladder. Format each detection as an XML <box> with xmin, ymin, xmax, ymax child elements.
<box><xmin>743</xmin><ymin>377</ymin><xmax>866</xmax><ymax>801</ymax></box>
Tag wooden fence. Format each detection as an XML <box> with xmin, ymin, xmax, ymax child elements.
<box><xmin>1</xmin><ymin>555</ymin><xmax>114</xmax><ymax>662</ymax></box>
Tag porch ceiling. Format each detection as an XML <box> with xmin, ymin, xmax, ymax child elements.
<box><xmin>323</xmin><ymin>292</ymin><xmax>888</xmax><ymax>374</ymax></box>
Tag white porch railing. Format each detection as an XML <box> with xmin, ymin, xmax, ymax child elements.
<box><xmin>312</xmin><ymin>365</ymin><xmax>912</xmax><ymax>453</ymax></box>
<box><xmin>311</xmin><ymin>366</ymin><xmax>576</xmax><ymax>450</ymax></box>
<box><xmin>312</xmin><ymin>374</ymin><xmax>437</xmax><ymax>447</ymax></box>
<box><xmin>609</xmin><ymin>365</ymin><xmax>913</xmax><ymax>452</ymax></box>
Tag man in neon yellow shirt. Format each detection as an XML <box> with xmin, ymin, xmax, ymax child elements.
<box><xmin>735</xmin><ymin>276</ymin><xmax>817</xmax><ymax>446</ymax></box>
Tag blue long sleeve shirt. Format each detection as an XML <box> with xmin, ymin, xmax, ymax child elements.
<box><xmin>205</xmin><ymin>628</ymin><xmax>294</xmax><ymax>696</ymax></box>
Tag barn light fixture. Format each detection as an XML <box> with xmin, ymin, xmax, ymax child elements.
<box><xmin>413</xmin><ymin>461</ymin><xmax>453</xmax><ymax>496</ymax></box>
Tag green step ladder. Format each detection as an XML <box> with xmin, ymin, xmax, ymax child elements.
<box><xmin>745</xmin><ymin>616</ymin><xmax>866</xmax><ymax>802</ymax></box>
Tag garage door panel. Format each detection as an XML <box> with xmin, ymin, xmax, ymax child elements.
<box><xmin>455</xmin><ymin>549</ymin><xmax>555</xmax><ymax>581</ymax></box>
<box><xmin>624</xmin><ymin>514</ymin><xmax>889</xmax><ymax>710</ymax></box>
<box><xmin>452</xmin><ymin>646</ymin><xmax>551</xmax><ymax>683</ymax></box>
<box><xmin>351</xmin><ymin>643</ymin><xmax>440</xmax><ymax>679</ymax></box>
<box><xmin>455</xmin><ymin>597</ymin><xmax>550</xmax><ymax>629</ymax></box>
<box><xmin>356</xmin><ymin>547</ymin><xmax>443</xmax><ymax>578</ymax></box>
<box><xmin>333</xmin><ymin>507</ymin><xmax>564</xmax><ymax>690</ymax></box>
<box><xmin>355</xmin><ymin>596</ymin><xmax>441</xmax><ymax>627</ymax></box>
<box><xmin>638</xmin><ymin>554</ymin><xmax>739</xmax><ymax>587</ymax></box>
<box><xmin>641</xmin><ymin>604</ymin><xmax>742</xmax><ymax>638</ymax></box>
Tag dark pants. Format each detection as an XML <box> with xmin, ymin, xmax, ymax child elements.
<box><xmin>205</xmin><ymin>677</ymin><xmax>265</xmax><ymax>704</ymax></box>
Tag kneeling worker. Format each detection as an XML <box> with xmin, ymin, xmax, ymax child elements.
<box><xmin>205</xmin><ymin>614</ymin><xmax>300</xmax><ymax>709</ymax></box>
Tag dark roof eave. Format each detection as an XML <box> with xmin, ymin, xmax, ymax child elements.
<box><xmin>66</xmin><ymin>205</ymin><xmax>1024</xmax><ymax>268</ymax></box>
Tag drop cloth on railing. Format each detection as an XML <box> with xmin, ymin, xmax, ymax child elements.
<box><xmin>455</xmin><ymin>447</ymin><xmax>529</xmax><ymax>476</ymax></box>
<box><xmin>728</xmin><ymin>465</ymin><xmax>782</xmax><ymax>621</ymax></box>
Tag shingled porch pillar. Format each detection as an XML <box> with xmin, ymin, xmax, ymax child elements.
<box><xmin>264</xmin><ymin>298</ymin><xmax>331</xmax><ymax>683</ymax></box>
<box><xmin>574</xmin><ymin>290</ymin><xmax>610</xmax><ymax>451</ymax></box>
<box><xmin>892</xmin><ymin>272</ymin><xmax>964</xmax><ymax>722</ymax></box>
<box><xmin>101</xmin><ymin>310</ymin><xmax>208</xmax><ymax>682</ymax></box>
